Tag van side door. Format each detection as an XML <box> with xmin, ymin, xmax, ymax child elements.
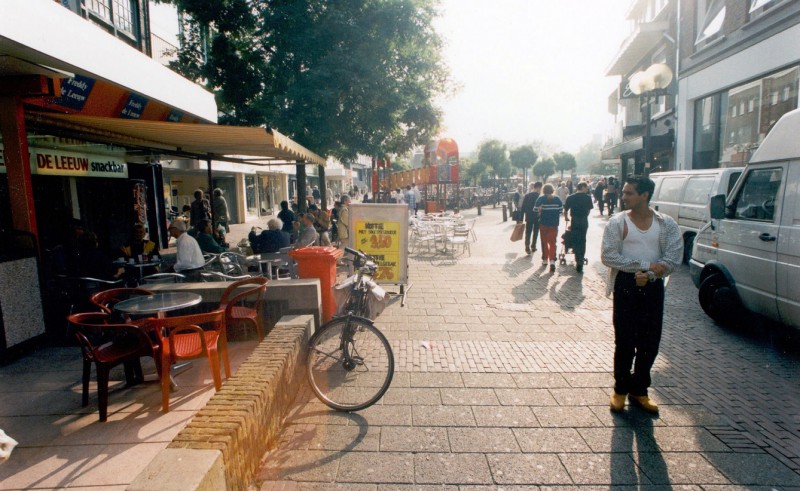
<box><xmin>653</xmin><ymin>176</ymin><xmax>685</xmax><ymax>225</ymax></box>
<box><xmin>776</xmin><ymin>161</ymin><xmax>800</xmax><ymax>329</ymax></box>
<box><xmin>717</xmin><ymin>165</ymin><xmax>785</xmax><ymax>319</ymax></box>
<box><xmin>680</xmin><ymin>175</ymin><xmax>715</xmax><ymax>233</ymax></box>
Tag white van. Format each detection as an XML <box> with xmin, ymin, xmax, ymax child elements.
<box><xmin>690</xmin><ymin>108</ymin><xmax>800</xmax><ymax>334</ymax></box>
<box><xmin>650</xmin><ymin>168</ymin><xmax>743</xmax><ymax>263</ymax></box>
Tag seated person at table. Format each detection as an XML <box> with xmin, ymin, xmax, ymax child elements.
<box><xmin>294</xmin><ymin>213</ymin><xmax>318</xmax><ymax>248</ymax></box>
<box><xmin>168</xmin><ymin>220</ymin><xmax>205</xmax><ymax>281</ymax></box>
<box><xmin>195</xmin><ymin>219</ymin><xmax>227</xmax><ymax>254</ymax></box>
<box><xmin>76</xmin><ymin>231</ymin><xmax>124</xmax><ymax>280</ymax></box>
<box><xmin>249</xmin><ymin>218</ymin><xmax>291</xmax><ymax>253</ymax></box>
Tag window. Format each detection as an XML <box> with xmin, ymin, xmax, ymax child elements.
<box><xmin>87</xmin><ymin>0</ymin><xmax>135</xmax><ymax>36</ymax></box>
<box><xmin>734</xmin><ymin>168</ymin><xmax>782</xmax><ymax>221</ymax></box>
<box><xmin>696</xmin><ymin>0</ymin><xmax>726</xmax><ymax>45</ymax></box>
<box><xmin>683</xmin><ymin>177</ymin><xmax>715</xmax><ymax>205</ymax></box>
<box><xmin>727</xmin><ymin>172</ymin><xmax>742</xmax><ymax>194</ymax></box>
<box><xmin>731</xmin><ymin>106</ymin><xmax>737</xmax><ymax>118</ymax></box>
<box><xmin>658</xmin><ymin>178</ymin><xmax>686</xmax><ymax>203</ymax></box>
<box><xmin>693</xmin><ymin>95</ymin><xmax>721</xmax><ymax>169</ymax></box>
<box><xmin>113</xmin><ymin>0</ymin><xmax>134</xmax><ymax>34</ymax></box>
<box><xmin>87</xmin><ymin>0</ymin><xmax>111</xmax><ymax>20</ymax></box>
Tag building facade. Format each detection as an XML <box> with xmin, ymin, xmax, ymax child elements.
<box><xmin>602</xmin><ymin>0</ymin><xmax>678</xmax><ymax>178</ymax></box>
<box><xmin>675</xmin><ymin>0</ymin><xmax>800</xmax><ymax>170</ymax></box>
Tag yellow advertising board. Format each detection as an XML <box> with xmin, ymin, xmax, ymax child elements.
<box><xmin>348</xmin><ymin>203</ymin><xmax>409</xmax><ymax>285</ymax></box>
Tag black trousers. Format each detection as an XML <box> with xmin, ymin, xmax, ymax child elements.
<box><xmin>525</xmin><ymin>218</ymin><xmax>539</xmax><ymax>250</ymax></box>
<box><xmin>570</xmin><ymin>218</ymin><xmax>588</xmax><ymax>264</ymax></box>
<box><xmin>612</xmin><ymin>272</ymin><xmax>664</xmax><ymax>396</ymax></box>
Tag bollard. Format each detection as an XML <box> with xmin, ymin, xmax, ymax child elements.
<box><xmin>477</xmin><ymin>203</ymin><xmax>482</xmax><ymax>216</ymax></box>
<box><xmin>502</xmin><ymin>204</ymin><xmax>507</xmax><ymax>222</ymax></box>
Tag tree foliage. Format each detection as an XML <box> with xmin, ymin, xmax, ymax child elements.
<box><xmin>160</xmin><ymin>0</ymin><xmax>450</xmax><ymax>160</ymax></box>
<box><xmin>510</xmin><ymin>145</ymin><xmax>538</xmax><ymax>187</ymax></box>
<box><xmin>464</xmin><ymin>160</ymin><xmax>486</xmax><ymax>186</ymax></box>
<box><xmin>477</xmin><ymin>140</ymin><xmax>511</xmax><ymax>179</ymax></box>
<box><xmin>533</xmin><ymin>157</ymin><xmax>556</xmax><ymax>181</ymax></box>
<box><xmin>553</xmin><ymin>151</ymin><xmax>577</xmax><ymax>179</ymax></box>
<box><xmin>575</xmin><ymin>140</ymin><xmax>602</xmax><ymax>174</ymax></box>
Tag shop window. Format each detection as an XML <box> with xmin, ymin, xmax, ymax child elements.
<box><xmin>719</xmin><ymin>80</ymin><xmax>761</xmax><ymax>166</ymax></box>
<box><xmin>693</xmin><ymin>94</ymin><xmax>721</xmax><ymax>169</ymax></box>
<box><xmin>696</xmin><ymin>0</ymin><xmax>726</xmax><ymax>46</ymax></box>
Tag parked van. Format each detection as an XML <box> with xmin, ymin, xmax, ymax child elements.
<box><xmin>690</xmin><ymin>108</ymin><xmax>800</xmax><ymax>334</ymax></box>
<box><xmin>649</xmin><ymin>168</ymin><xmax>743</xmax><ymax>263</ymax></box>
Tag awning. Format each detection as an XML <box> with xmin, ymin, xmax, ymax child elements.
<box><xmin>26</xmin><ymin>112</ymin><xmax>326</xmax><ymax>166</ymax></box>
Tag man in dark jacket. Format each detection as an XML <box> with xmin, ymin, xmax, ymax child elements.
<box><xmin>593</xmin><ymin>179</ymin><xmax>606</xmax><ymax>216</ymax></box>
<box><xmin>519</xmin><ymin>181</ymin><xmax>542</xmax><ymax>255</ymax></box>
<box><xmin>563</xmin><ymin>182</ymin><xmax>594</xmax><ymax>273</ymax></box>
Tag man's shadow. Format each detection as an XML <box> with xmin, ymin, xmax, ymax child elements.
<box><xmin>610</xmin><ymin>410</ymin><xmax>671</xmax><ymax>487</ymax></box>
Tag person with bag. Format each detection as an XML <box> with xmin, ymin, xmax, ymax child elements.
<box><xmin>512</xmin><ymin>184</ymin><xmax>524</xmax><ymax>222</ymax></box>
<box><xmin>520</xmin><ymin>181</ymin><xmax>542</xmax><ymax>255</ymax></box>
<box><xmin>534</xmin><ymin>183</ymin><xmax>563</xmax><ymax>272</ymax></box>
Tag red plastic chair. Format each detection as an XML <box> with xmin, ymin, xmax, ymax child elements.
<box><xmin>90</xmin><ymin>287</ymin><xmax>154</xmax><ymax>314</ymax></box>
<box><xmin>145</xmin><ymin>309</ymin><xmax>230</xmax><ymax>412</ymax></box>
<box><xmin>67</xmin><ymin>312</ymin><xmax>162</xmax><ymax>422</ymax></box>
<box><xmin>219</xmin><ymin>276</ymin><xmax>268</xmax><ymax>339</ymax></box>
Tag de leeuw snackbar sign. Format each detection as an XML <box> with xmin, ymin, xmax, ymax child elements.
<box><xmin>0</xmin><ymin>144</ymin><xmax>128</xmax><ymax>178</ymax></box>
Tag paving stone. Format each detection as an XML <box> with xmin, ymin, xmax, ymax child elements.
<box><xmin>636</xmin><ymin>452</ymin><xmax>730</xmax><ymax>485</ymax></box>
<box><xmin>514</xmin><ymin>428</ymin><xmax>591</xmax><ymax>453</ymax></box>
<box><xmin>410</xmin><ymin>373</ymin><xmax>464</xmax><ymax>388</ymax></box>
<box><xmin>461</xmin><ymin>373</ymin><xmax>517</xmax><ymax>388</ymax></box>
<box><xmin>703</xmin><ymin>452</ymin><xmax>800</xmax><ymax>487</ymax></box>
<box><xmin>305</xmin><ymin>425</ymin><xmax>381</xmax><ymax>452</ymax></box>
<box><xmin>380</xmin><ymin>427</ymin><xmax>449</xmax><ymax>453</ymax></box>
<box><xmin>440</xmin><ymin>388</ymin><xmax>500</xmax><ymax>406</ymax></box>
<box><xmin>548</xmin><ymin>387</ymin><xmax>611</xmax><ymax>406</ymax></box>
<box><xmin>472</xmin><ymin>406</ymin><xmax>539</xmax><ymax>428</ymax></box>
<box><xmin>382</xmin><ymin>388</ymin><xmax>442</xmax><ymax>406</ymax></box>
<box><xmin>350</xmin><ymin>405</ymin><xmax>413</xmax><ymax>427</ymax></box>
<box><xmin>258</xmin><ymin>450</ymin><xmax>340</xmax><ymax>482</ymax></box>
<box><xmin>651</xmin><ymin>427</ymin><xmax>731</xmax><ymax>452</ymax></box>
<box><xmin>576</xmin><ymin>427</ymin><xmax>660</xmax><ymax>453</ymax></box>
<box><xmin>511</xmin><ymin>373</ymin><xmax>571</xmax><ymax>388</ymax></box>
<box><xmin>562</xmin><ymin>373</ymin><xmax>614</xmax><ymax>388</ymax></box>
<box><xmin>447</xmin><ymin>427</ymin><xmax>519</xmax><ymax>453</ymax></box>
<box><xmin>559</xmin><ymin>452</ymin><xmax>646</xmax><ymax>485</ymax></box>
<box><xmin>532</xmin><ymin>406</ymin><xmax>603</xmax><ymax>427</ymax></box>
<box><xmin>336</xmin><ymin>452</ymin><xmax>414</xmax><ymax>483</ymax></box>
<box><xmin>414</xmin><ymin>453</ymin><xmax>493</xmax><ymax>484</ymax></box>
<box><xmin>412</xmin><ymin>405</ymin><xmax>476</xmax><ymax>427</ymax></box>
<box><xmin>377</xmin><ymin>485</ymin><xmax>457</xmax><ymax>491</ymax></box>
<box><xmin>487</xmin><ymin>453</ymin><xmax>572</xmax><ymax>485</ymax></box>
<box><xmin>494</xmin><ymin>388</ymin><xmax>559</xmax><ymax>406</ymax></box>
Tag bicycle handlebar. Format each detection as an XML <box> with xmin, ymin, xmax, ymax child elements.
<box><xmin>344</xmin><ymin>247</ymin><xmax>367</xmax><ymax>261</ymax></box>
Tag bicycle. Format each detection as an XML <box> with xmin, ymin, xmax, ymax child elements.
<box><xmin>306</xmin><ymin>247</ymin><xmax>395</xmax><ymax>411</ymax></box>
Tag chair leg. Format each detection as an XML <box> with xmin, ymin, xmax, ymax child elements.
<box><xmin>208</xmin><ymin>350</ymin><xmax>222</xmax><ymax>391</ymax></box>
<box><xmin>82</xmin><ymin>359</ymin><xmax>91</xmax><ymax>407</ymax></box>
<box><xmin>161</xmin><ymin>355</ymin><xmax>171</xmax><ymax>413</ymax></box>
<box><xmin>96</xmin><ymin>365</ymin><xmax>110</xmax><ymax>422</ymax></box>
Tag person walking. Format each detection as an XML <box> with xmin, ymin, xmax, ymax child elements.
<box><xmin>212</xmin><ymin>188</ymin><xmax>229</xmax><ymax>233</ymax></box>
<box><xmin>563</xmin><ymin>181</ymin><xmax>593</xmax><ymax>273</ymax></box>
<box><xmin>412</xmin><ymin>183</ymin><xmax>422</xmax><ymax>216</ymax></box>
<box><xmin>556</xmin><ymin>182</ymin><xmax>569</xmax><ymax>203</ymax></box>
<box><xmin>519</xmin><ymin>181</ymin><xmax>542</xmax><ymax>255</ymax></box>
<box><xmin>405</xmin><ymin>185</ymin><xmax>416</xmax><ymax>216</ymax></box>
<box><xmin>189</xmin><ymin>189</ymin><xmax>210</xmax><ymax>229</ymax></box>
<box><xmin>534</xmin><ymin>183</ymin><xmax>563</xmax><ymax>272</ymax></box>
<box><xmin>605</xmin><ymin>177</ymin><xmax>618</xmax><ymax>214</ymax></box>
<box><xmin>593</xmin><ymin>179</ymin><xmax>607</xmax><ymax>216</ymax></box>
<box><xmin>337</xmin><ymin>195</ymin><xmax>351</xmax><ymax>248</ymax></box>
<box><xmin>601</xmin><ymin>176</ymin><xmax>682</xmax><ymax>414</ymax></box>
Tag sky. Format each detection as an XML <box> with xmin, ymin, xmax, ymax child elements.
<box><xmin>433</xmin><ymin>0</ymin><xmax>631</xmax><ymax>155</ymax></box>
<box><xmin>149</xmin><ymin>0</ymin><xmax>632</xmax><ymax>157</ymax></box>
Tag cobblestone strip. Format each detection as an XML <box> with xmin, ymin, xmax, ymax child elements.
<box><xmin>390</xmin><ymin>340</ymin><xmax>613</xmax><ymax>373</ymax></box>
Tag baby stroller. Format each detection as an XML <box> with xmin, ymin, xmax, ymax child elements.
<box><xmin>558</xmin><ymin>228</ymin><xmax>588</xmax><ymax>266</ymax></box>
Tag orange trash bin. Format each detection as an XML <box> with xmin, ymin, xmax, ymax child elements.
<box><xmin>288</xmin><ymin>246</ymin><xmax>344</xmax><ymax>323</ymax></box>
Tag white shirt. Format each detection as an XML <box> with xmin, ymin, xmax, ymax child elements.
<box><xmin>175</xmin><ymin>233</ymin><xmax>205</xmax><ymax>271</ymax></box>
<box><xmin>621</xmin><ymin>214</ymin><xmax>662</xmax><ymax>264</ymax></box>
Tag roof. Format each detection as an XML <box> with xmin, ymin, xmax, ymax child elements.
<box><xmin>27</xmin><ymin>112</ymin><xmax>326</xmax><ymax>166</ymax></box>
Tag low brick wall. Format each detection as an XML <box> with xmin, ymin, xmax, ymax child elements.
<box><xmin>128</xmin><ymin>314</ymin><xmax>312</xmax><ymax>491</ymax></box>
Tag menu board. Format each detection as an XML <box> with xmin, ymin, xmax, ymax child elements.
<box><xmin>348</xmin><ymin>203</ymin><xmax>409</xmax><ymax>285</ymax></box>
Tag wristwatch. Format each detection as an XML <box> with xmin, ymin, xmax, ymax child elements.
<box><xmin>646</xmin><ymin>270</ymin><xmax>657</xmax><ymax>282</ymax></box>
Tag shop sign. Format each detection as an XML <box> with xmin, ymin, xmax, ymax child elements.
<box><xmin>52</xmin><ymin>74</ymin><xmax>96</xmax><ymax>110</ymax></box>
<box><xmin>0</xmin><ymin>144</ymin><xmax>128</xmax><ymax>178</ymax></box>
<box><xmin>120</xmin><ymin>93</ymin><xmax>149</xmax><ymax>119</ymax></box>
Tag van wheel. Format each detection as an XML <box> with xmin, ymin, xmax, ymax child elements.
<box><xmin>683</xmin><ymin>235</ymin><xmax>695</xmax><ymax>264</ymax></box>
<box><xmin>698</xmin><ymin>273</ymin><xmax>740</xmax><ymax>326</ymax></box>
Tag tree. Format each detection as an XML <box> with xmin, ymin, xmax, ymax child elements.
<box><xmin>464</xmin><ymin>160</ymin><xmax>487</xmax><ymax>186</ymax></box>
<box><xmin>533</xmin><ymin>157</ymin><xmax>556</xmax><ymax>182</ymax></box>
<box><xmin>575</xmin><ymin>140</ymin><xmax>602</xmax><ymax>174</ymax></box>
<box><xmin>510</xmin><ymin>145</ymin><xmax>538</xmax><ymax>189</ymax></box>
<box><xmin>553</xmin><ymin>151</ymin><xmax>577</xmax><ymax>180</ymax></box>
<box><xmin>160</xmin><ymin>0</ymin><xmax>450</xmax><ymax>160</ymax></box>
<box><xmin>477</xmin><ymin>139</ymin><xmax>511</xmax><ymax>181</ymax></box>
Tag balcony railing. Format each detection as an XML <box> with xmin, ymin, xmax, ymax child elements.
<box><xmin>151</xmin><ymin>33</ymin><xmax>178</xmax><ymax>66</ymax></box>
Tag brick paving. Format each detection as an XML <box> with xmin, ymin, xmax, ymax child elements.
<box><xmin>254</xmin><ymin>205</ymin><xmax>800</xmax><ymax>489</ymax></box>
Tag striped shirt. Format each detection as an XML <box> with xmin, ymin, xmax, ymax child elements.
<box><xmin>600</xmin><ymin>209</ymin><xmax>683</xmax><ymax>297</ymax></box>
<box><xmin>534</xmin><ymin>195</ymin><xmax>563</xmax><ymax>227</ymax></box>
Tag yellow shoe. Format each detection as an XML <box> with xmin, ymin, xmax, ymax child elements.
<box><xmin>629</xmin><ymin>395</ymin><xmax>659</xmax><ymax>413</ymax></box>
<box><xmin>609</xmin><ymin>392</ymin><xmax>626</xmax><ymax>412</ymax></box>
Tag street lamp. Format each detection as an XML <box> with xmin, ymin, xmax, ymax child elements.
<box><xmin>629</xmin><ymin>63</ymin><xmax>673</xmax><ymax>176</ymax></box>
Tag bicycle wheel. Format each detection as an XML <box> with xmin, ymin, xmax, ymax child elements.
<box><xmin>307</xmin><ymin>316</ymin><xmax>394</xmax><ymax>411</ymax></box>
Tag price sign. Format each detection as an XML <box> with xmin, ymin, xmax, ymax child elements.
<box><xmin>348</xmin><ymin>203</ymin><xmax>409</xmax><ymax>285</ymax></box>
<box><xmin>355</xmin><ymin>220</ymin><xmax>400</xmax><ymax>281</ymax></box>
